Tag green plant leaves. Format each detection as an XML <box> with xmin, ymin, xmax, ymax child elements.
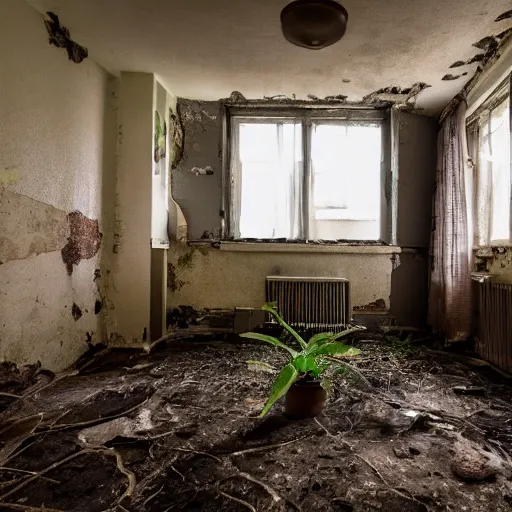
<box><xmin>262</xmin><ymin>303</ymin><xmax>307</xmax><ymax>350</ymax></box>
<box><xmin>260</xmin><ymin>363</ymin><xmax>299</xmax><ymax>417</ymax></box>
<box><xmin>239</xmin><ymin>332</ymin><xmax>298</xmax><ymax>358</ymax></box>
<box><xmin>246</xmin><ymin>360</ymin><xmax>276</xmax><ymax>373</ymax></box>
<box><xmin>307</xmin><ymin>332</ymin><xmax>333</xmax><ymax>347</ymax></box>
<box><xmin>243</xmin><ymin>304</ymin><xmax>365</xmax><ymax>416</ymax></box>
<box><xmin>293</xmin><ymin>354</ymin><xmax>321</xmax><ymax>376</ymax></box>
<box><xmin>310</xmin><ymin>342</ymin><xmax>361</xmax><ymax>358</ymax></box>
<box><xmin>306</xmin><ymin>326</ymin><xmax>365</xmax><ymax>354</ymax></box>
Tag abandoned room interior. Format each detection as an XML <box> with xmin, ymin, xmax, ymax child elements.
<box><xmin>2</xmin><ymin>0</ymin><xmax>512</xmax><ymax>510</ymax></box>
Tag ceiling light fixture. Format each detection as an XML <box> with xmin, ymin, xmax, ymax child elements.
<box><xmin>281</xmin><ymin>0</ymin><xmax>348</xmax><ymax>50</ymax></box>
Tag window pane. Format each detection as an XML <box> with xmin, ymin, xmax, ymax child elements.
<box><xmin>311</xmin><ymin>123</ymin><xmax>381</xmax><ymax>240</ymax></box>
<box><xmin>237</xmin><ymin>122</ymin><xmax>302</xmax><ymax>239</ymax></box>
<box><xmin>490</xmin><ymin>98</ymin><xmax>510</xmax><ymax>242</ymax></box>
<box><xmin>478</xmin><ymin>97</ymin><xmax>511</xmax><ymax>243</ymax></box>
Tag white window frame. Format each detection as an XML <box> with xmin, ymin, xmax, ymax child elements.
<box><xmin>467</xmin><ymin>75</ymin><xmax>512</xmax><ymax>247</ymax></box>
<box><xmin>221</xmin><ymin>106</ymin><xmax>391</xmax><ymax>243</ymax></box>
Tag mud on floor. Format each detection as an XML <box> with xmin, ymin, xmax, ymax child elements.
<box><xmin>1</xmin><ymin>334</ymin><xmax>512</xmax><ymax>512</ymax></box>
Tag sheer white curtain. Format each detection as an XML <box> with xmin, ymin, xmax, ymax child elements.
<box><xmin>233</xmin><ymin>121</ymin><xmax>302</xmax><ymax>239</ymax></box>
<box><xmin>230</xmin><ymin>119</ymin><xmax>382</xmax><ymax>241</ymax></box>
<box><xmin>309</xmin><ymin>123</ymin><xmax>381</xmax><ymax>240</ymax></box>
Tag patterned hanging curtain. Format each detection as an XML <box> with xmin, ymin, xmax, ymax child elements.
<box><xmin>428</xmin><ymin>101</ymin><xmax>472</xmax><ymax>341</ymax></box>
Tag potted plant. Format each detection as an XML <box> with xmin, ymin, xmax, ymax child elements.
<box><xmin>241</xmin><ymin>303</ymin><xmax>362</xmax><ymax>418</ymax></box>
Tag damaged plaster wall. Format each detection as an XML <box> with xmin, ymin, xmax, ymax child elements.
<box><xmin>474</xmin><ymin>247</ymin><xmax>512</xmax><ymax>283</ymax></box>
<box><xmin>171</xmin><ymin>99</ymin><xmax>222</xmax><ymax>240</ymax></box>
<box><xmin>468</xmin><ymin>35</ymin><xmax>512</xmax><ymax>283</ymax></box>
<box><xmin>167</xmin><ymin>244</ymin><xmax>394</xmax><ymax>313</ymax></box>
<box><xmin>0</xmin><ymin>0</ymin><xmax>114</xmax><ymax>370</ymax></box>
<box><xmin>170</xmin><ymin>97</ymin><xmax>438</xmax><ymax>327</ymax></box>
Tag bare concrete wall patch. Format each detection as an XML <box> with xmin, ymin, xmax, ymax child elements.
<box><xmin>172</xmin><ymin>99</ymin><xmax>223</xmax><ymax>239</ymax></box>
<box><xmin>0</xmin><ymin>189</ymin><xmax>68</xmax><ymax>265</ymax></box>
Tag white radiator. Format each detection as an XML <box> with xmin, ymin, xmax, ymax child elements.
<box><xmin>265</xmin><ymin>276</ymin><xmax>351</xmax><ymax>329</ymax></box>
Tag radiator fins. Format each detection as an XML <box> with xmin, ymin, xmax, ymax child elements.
<box><xmin>265</xmin><ymin>276</ymin><xmax>351</xmax><ymax>331</ymax></box>
<box><xmin>478</xmin><ymin>282</ymin><xmax>512</xmax><ymax>373</ymax></box>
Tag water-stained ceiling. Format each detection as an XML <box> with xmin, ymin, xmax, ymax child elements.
<box><xmin>27</xmin><ymin>0</ymin><xmax>512</xmax><ymax>113</ymax></box>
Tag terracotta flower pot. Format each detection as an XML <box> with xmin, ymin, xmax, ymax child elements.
<box><xmin>285</xmin><ymin>378</ymin><xmax>327</xmax><ymax>419</ymax></box>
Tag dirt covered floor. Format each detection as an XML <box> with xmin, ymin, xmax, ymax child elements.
<box><xmin>1</xmin><ymin>333</ymin><xmax>512</xmax><ymax>512</ymax></box>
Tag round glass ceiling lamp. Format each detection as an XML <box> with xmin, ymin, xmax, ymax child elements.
<box><xmin>281</xmin><ymin>0</ymin><xmax>348</xmax><ymax>50</ymax></box>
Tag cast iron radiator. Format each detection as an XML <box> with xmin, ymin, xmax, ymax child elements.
<box><xmin>265</xmin><ymin>276</ymin><xmax>351</xmax><ymax>330</ymax></box>
<box><xmin>477</xmin><ymin>282</ymin><xmax>512</xmax><ymax>372</ymax></box>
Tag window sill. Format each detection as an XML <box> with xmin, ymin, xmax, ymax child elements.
<box><xmin>190</xmin><ymin>240</ymin><xmax>401</xmax><ymax>254</ymax></box>
<box><xmin>474</xmin><ymin>243</ymin><xmax>512</xmax><ymax>250</ymax></box>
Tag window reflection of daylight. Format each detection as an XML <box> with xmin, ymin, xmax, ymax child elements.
<box><xmin>479</xmin><ymin>97</ymin><xmax>510</xmax><ymax>243</ymax></box>
<box><xmin>237</xmin><ymin>122</ymin><xmax>382</xmax><ymax>239</ymax></box>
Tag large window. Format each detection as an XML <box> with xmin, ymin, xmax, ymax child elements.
<box><xmin>468</xmin><ymin>80</ymin><xmax>511</xmax><ymax>246</ymax></box>
<box><xmin>226</xmin><ymin>109</ymin><xmax>386</xmax><ymax>241</ymax></box>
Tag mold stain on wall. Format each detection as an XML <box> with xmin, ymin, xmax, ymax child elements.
<box><xmin>474</xmin><ymin>247</ymin><xmax>512</xmax><ymax>283</ymax></box>
<box><xmin>61</xmin><ymin>211</ymin><xmax>102</xmax><ymax>275</ymax></box>
<box><xmin>71</xmin><ymin>302</ymin><xmax>83</xmax><ymax>321</ymax></box>
<box><xmin>43</xmin><ymin>11</ymin><xmax>88</xmax><ymax>64</ymax></box>
<box><xmin>167</xmin><ymin>247</ymin><xmax>198</xmax><ymax>292</ymax></box>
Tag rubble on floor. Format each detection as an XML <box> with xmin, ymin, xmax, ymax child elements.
<box><xmin>1</xmin><ymin>334</ymin><xmax>512</xmax><ymax>511</ymax></box>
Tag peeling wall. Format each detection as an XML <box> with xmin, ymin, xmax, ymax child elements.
<box><xmin>171</xmin><ymin>99</ymin><xmax>222</xmax><ymax>240</ymax></box>
<box><xmin>474</xmin><ymin>247</ymin><xmax>512</xmax><ymax>284</ymax></box>
<box><xmin>0</xmin><ymin>0</ymin><xmax>114</xmax><ymax>370</ymax></box>
<box><xmin>467</xmin><ymin>34</ymin><xmax>512</xmax><ymax>283</ymax></box>
<box><xmin>169</xmin><ymin>98</ymin><xmax>437</xmax><ymax>327</ymax></box>
<box><xmin>167</xmin><ymin>244</ymin><xmax>393</xmax><ymax>312</ymax></box>
<box><xmin>0</xmin><ymin>190</ymin><xmax>68</xmax><ymax>264</ymax></box>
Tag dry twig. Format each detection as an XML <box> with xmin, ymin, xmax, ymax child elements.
<box><xmin>353</xmin><ymin>454</ymin><xmax>431</xmax><ymax>511</ymax></box>
<box><xmin>141</xmin><ymin>484</ymin><xmax>164</xmax><ymax>508</ymax></box>
<box><xmin>169</xmin><ymin>447</ymin><xmax>222</xmax><ymax>463</ymax></box>
<box><xmin>314</xmin><ymin>418</ymin><xmax>353</xmax><ymax>450</ymax></box>
<box><xmin>0</xmin><ymin>448</ymin><xmax>134</xmax><ymax>502</ymax></box>
<box><xmin>113</xmin><ymin>449</ymin><xmax>137</xmax><ymax>504</ymax></box>
<box><xmin>216</xmin><ymin>489</ymin><xmax>256</xmax><ymax>512</ymax></box>
<box><xmin>47</xmin><ymin>399</ymin><xmax>149</xmax><ymax>431</ymax></box>
<box><xmin>0</xmin><ymin>393</ymin><xmax>21</xmax><ymax>399</ymax></box>
<box><xmin>0</xmin><ymin>466</ymin><xmax>59</xmax><ymax>484</ymax></box>
<box><xmin>170</xmin><ymin>465</ymin><xmax>186</xmax><ymax>480</ymax></box>
<box><xmin>0</xmin><ymin>415</ymin><xmax>45</xmax><ymax>466</ymax></box>
<box><xmin>219</xmin><ymin>472</ymin><xmax>282</xmax><ymax>503</ymax></box>
<box><xmin>0</xmin><ymin>504</ymin><xmax>65</xmax><ymax>511</ymax></box>
<box><xmin>229</xmin><ymin>437</ymin><xmax>306</xmax><ymax>457</ymax></box>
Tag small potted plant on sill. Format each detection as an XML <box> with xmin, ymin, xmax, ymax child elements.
<box><xmin>241</xmin><ymin>303</ymin><xmax>362</xmax><ymax>418</ymax></box>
